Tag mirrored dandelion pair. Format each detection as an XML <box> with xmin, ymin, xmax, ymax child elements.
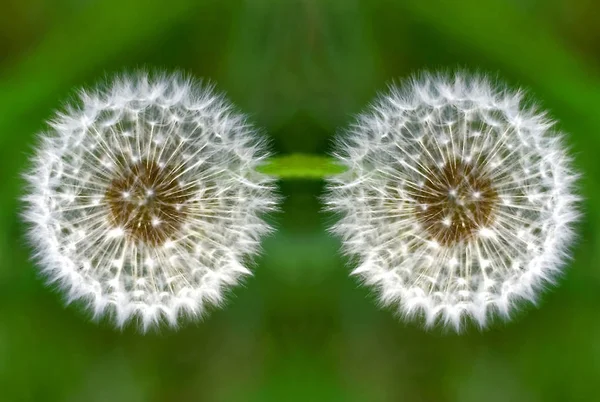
<box><xmin>22</xmin><ymin>71</ymin><xmax>580</xmax><ymax>332</ymax></box>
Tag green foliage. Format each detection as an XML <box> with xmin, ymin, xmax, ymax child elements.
<box><xmin>1</xmin><ymin>0</ymin><xmax>599</xmax><ymax>401</ymax></box>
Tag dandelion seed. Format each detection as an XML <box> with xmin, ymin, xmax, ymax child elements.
<box><xmin>325</xmin><ymin>72</ymin><xmax>580</xmax><ymax>331</ymax></box>
<box><xmin>22</xmin><ymin>72</ymin><xmax>278</xmax><ymax>331</ymax></box>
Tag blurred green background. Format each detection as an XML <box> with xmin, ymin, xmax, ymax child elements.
<box><xmin>1</xmin><ymin>0</ymin><xmax>600</xmax><ymax>401</ymax></box>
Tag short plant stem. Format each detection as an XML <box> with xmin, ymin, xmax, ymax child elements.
<box><xmin>258</xmin><ymin>153</ymin><xmax>346</xmax><ymax>179</ymax></box>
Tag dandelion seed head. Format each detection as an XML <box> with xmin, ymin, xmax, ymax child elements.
<box><xmin>23</xmin><ymin>71</ymin><xmax>277</xmax><ymax>331</ymax></box>
<box><xmin>325</xmin><ymin>72</ymin><xmax>580</xmax><ymax>331</ymax></box>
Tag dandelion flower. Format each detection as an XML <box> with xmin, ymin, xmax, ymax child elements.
<box><xmin>325</xmin><ymin>72</ymin><xmax>580</xmax><ymax>331</ymax></box>
<box><xmin>23</xmin><ymin>72</ymin><xmax>278</xmax><ymax>331</ymax></box>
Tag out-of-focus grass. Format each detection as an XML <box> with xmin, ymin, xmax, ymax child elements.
<box><xmin>1</xmin><ymin>1</ymin><xmax>599</xmax><ymax>401</ymax></box>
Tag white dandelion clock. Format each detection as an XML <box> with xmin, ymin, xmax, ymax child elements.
<box><xmin>22</xmin><ymin>72</ymin><xmax>278</xmax><ymax>331</ymax></box>
<box><xmin>325</xmin><ymin>72</ymin><xmax>580</xmax><ymax>331</ymax></box>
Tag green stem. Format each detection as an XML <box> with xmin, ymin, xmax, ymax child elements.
<box><xmin>258</xmin><ymin>154</ymin><xmax>346</xmax><ymax>179</ymax></box>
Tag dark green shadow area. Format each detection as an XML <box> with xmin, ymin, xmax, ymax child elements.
<box><xmin>1</xmin><ymin>0</ymin><xmax>599</xmax><ymax>401</ymax></box>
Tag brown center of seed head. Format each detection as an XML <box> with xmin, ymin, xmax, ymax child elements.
<box><xmin>413</xmin><ymin>158</ymin><xmax>498</xmax><ymax>246</ymax></box>
<box><xmin>106</xmin><ymin>159</ymin><xmax>192</xmax><ymax>246</ymax></box>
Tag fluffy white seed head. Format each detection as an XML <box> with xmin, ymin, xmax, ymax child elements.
<box><xmin>325</xmin><ymin>72</ymin><xmax>580</xmax><ymax>331</ymax></box>
<box><xmin>22</xmin><ymin>72</ymin><xmax>278</xmax><ymax>331</ymax></box>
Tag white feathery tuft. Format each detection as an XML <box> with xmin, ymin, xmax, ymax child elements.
<box><xmin>22</xmin><ymin>71</ymin><xmax>278</xmax><ymax>331</ymax></box>
<box><xmin>325</xmin><ymin>71</ymin><xmax>580</xmax><ymax>331</ymax></box>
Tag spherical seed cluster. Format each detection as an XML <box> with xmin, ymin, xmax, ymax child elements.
<box><xmin>23</xmin><ymin>72</ymin><xmax>277</xmax><ymax>331</ymax></box>
<box><xmin>325</xmin><ymin>72</ymin><xmax>580</xmax><ymax>331</ymax></box>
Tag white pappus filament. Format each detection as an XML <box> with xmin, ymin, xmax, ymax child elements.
<box><xmin>22</xmin><ymin>72</ymin><xmax>278</xmax><ymax>331</ymax></box>
<box><xmin>325</xmin><ymin>72</ymin><xmax>580</xmax><ymax>331</ymax></box>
